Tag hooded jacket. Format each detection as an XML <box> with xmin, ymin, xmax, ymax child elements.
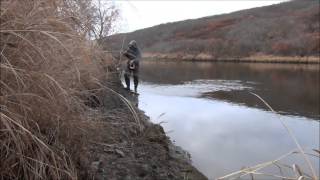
<box><xmin>123</xmin><ymin>40</ymin><xmax>141</xmax><ymax>71</ymax></box>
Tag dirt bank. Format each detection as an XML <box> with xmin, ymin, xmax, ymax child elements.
<box><xmin>143</xmin><ymin>53</ymin><xmax>320</xmax><ymax>64</ymax></box>
<box><xmin>82</xmin><ymin>75</ymin><xmax>207</xmax><ymax>180</ymax></box>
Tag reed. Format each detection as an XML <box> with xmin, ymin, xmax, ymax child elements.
<box><xmin>216</xmin><ymin>93</ymin><xmax>319</xmax><ymax>180</ymax></box>
<box><xmin>0</xmin><ymin>0</ymin><xmax>115</xmax><ymax>179</ymax></box>
<box><xmin>216</xmin><ymin>148</ymin><xmax>319</xmax><ymax>180</ymax></box>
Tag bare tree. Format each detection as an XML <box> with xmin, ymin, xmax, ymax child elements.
<box><xmin>59</xmin><ymin>0</ymin><xmax>96</xmax><ymax>37</ymax></box>
<box><xmin>92</xmin><ymin>0</ymin><xmax>119</xmax><ymax>42</ymax></box>
<box><xmin>59</xmin><ymin>0</ymin><xmax>119</xmax><ymax>41</ymax></box>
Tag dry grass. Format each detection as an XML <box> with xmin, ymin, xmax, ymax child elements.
<box><xmin>244</xmin><ymin>55</ymin><xmax>320</xmax><ymax>64</ymax></box>
<box><xmin>216</xmin><ymin>148</ymin><xmax>319</xmax><ymax>180</ymax></box>
<box><xmin>0</xmin><ymin>0</ymin><xmax>117</xmax><ymax>179</ymax></box>
<box><xmin>216</xmin><ymin>93</ymin><xmax>319</xmax><ymax>180</ymax></box>
<box><xmin>143</xmin><ymin>53</ymin><xmax>320</xmax><ymax>63</ymax></box>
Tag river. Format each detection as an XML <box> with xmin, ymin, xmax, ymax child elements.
<box><xmin>135</xmin><ymin>61</ymin><xmax>319</xmax><ymax>179</ymax></box>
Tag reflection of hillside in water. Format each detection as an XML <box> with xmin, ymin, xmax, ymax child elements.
<box><xmin>202</xmin><ymin>90</ymin><xmax>319</xmax><ymax>120</ymax></box>
<box><xmin>139</xmin><ymin>61</ymin><xmax>320</xmax><ymax>120</ymax></box>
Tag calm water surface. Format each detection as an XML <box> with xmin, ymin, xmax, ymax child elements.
<box><xmin>136</xmin><ymin>61</ymin><xmax>319</xmax><ymax>179</ymax></box>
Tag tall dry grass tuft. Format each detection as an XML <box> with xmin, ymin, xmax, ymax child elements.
<box><xmin>0</xmin><ymin>0</ymin><xmax>114</xmax><ymax>179</ymax></box>
<box><xmin>217</xmin><ymin>93</ymin><xmax>319</xmax><ymax>180</ymax></box>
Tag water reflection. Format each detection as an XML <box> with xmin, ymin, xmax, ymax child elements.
<box><xmin>140</xmin><ymin>61</ymin><xmax>320</xmax><ymax>119</ymax></box>
<box><xmin>137</xmin><ymin>61</ymin><xmax>320</xmax><ymax>179</ymax></box>
<box><xmin>139</xmin><ymin>83</ymin><xmax>319</xmax><ymax>179</ymax></box>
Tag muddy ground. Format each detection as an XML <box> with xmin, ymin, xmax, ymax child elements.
<box><xmin>80</xmin><ymin>75</ymin><xmax>208</xmax><ymax>180</ymax></box>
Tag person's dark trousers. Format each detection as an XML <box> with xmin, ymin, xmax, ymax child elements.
<box><xmin>133</xmin><ymin>70</ymin><xmax>139</xmax><ymax>92</ymax></box>
<box><xmin>124</xmin><ymin>69</ymin><xmax>139</xmax><ymax>92</ymax></box>
<box><xmin>124</xmin><ymin>72</ymin><xmax>130</xmax><ymax>89</ymax></box>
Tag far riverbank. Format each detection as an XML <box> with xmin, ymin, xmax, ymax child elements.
<box><xmin>143</xmin><ymin>53</ymin><xmax>320</xmax><ymax>64</ymax></box>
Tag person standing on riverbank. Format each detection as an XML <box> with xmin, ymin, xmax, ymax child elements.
<box><xmin>122</xmin><ymin>40</ymin><xmax>141</xmax><ymax>93</ymax></box>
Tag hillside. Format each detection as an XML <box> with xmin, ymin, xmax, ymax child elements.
<box><xmin>103</xmin><ymin>0</ymin><xmax>319</xmax><ymax>62</ymax></box>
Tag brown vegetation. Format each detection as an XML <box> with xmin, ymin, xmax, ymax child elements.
<box><xmin>104</xmin><ymin>0</ymin><xmax>320</xmax><ymax>62</ymax></box>
<box><xmin>0</xmin><ymin>0</ymin><xmax>117</xmax><ymax>179</ymax></box>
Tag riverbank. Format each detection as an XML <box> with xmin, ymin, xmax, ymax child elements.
<box><xmin>84</xmin><ymin>75</ymin><xmax>208</xmax><ymax>180</ymax></box>
<box><xmin>143</xmin><ymin>53</ymin><xmax>320</xmax><ymax>64</ymax></box>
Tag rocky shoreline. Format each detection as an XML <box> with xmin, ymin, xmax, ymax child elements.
<box><xmin>84</xmin><ymin>78</ymin><xmax>207</xmax><ymax>180</ymax></box>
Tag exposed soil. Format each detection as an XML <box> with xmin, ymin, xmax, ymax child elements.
<box><xmin>143</xmin><ymin>53</ymin><xmax>320</xmax><ymax>64</ymax></box>
<box><xmin>81</xmin><ymin>75</ymin><xmax>208</xmax><ymax>180</ymax></box>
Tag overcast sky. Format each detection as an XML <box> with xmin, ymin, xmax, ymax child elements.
<box><xmin>114</xmin><ymin>0</ymin><xmax>287</xmax><ymax>33</ymax></box>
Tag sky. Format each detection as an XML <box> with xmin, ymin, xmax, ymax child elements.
<box><xmin>115</xmin><ymin>0</ymin><xmax>288</xmax><ymax>33</ymax></box>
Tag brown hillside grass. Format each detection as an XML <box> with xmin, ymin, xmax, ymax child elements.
<box><xmin>0</xmin><ymin>0</ymin><xmax>114</xmax><ymax>179</ymax></box>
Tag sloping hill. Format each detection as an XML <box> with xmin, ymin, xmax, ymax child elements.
<box><xmin>103</xmin><ymin>0</ymin><xmax>319</xmax><ymax>61</ymax></box>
